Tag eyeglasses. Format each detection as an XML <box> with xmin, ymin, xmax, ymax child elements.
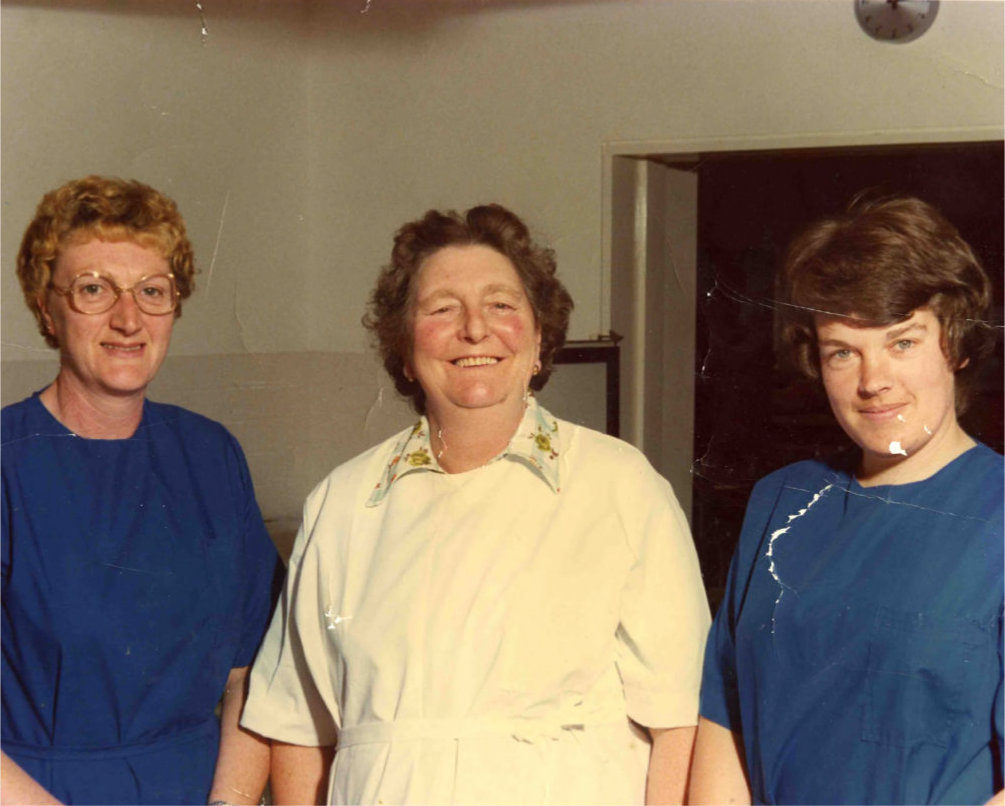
<box><xmin>49</xmin><ymin>272</ymin><xmax>179</xmax><ymax>316</ymax></box>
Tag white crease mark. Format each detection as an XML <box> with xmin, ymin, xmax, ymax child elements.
<box><xmin>923</xmin><ymin>425</ymin><xmax>933</xmax><ymax>435</ymax></box>
<box><xmin>195</xmin><ymin>1</ymin><xmax>209</xmax><ymax>43</ymax></box>
<box><xmin>234</xmin><ymin>284</ymin><xmax>251</xmax><ymax>352</ymax></box>
<box><xmin>664</xmin><ymin>230</ymin><xmax>687</xmax><ymax>295</ymax></box>
<box><xmin>0</xmin><ymin>340</ymin><xmax>57</xmax><ymax>353</ymax></box>
<box><xmin>936</xmin><ymin>51</ymin><xmax>1004</xmax><ymax>93</ymax></box>
<box><xmin>950</xmin><ymin>66</ymin><xmax>1001</xmax><ymax>92</ymax></box>
<box><xmin>363</xmin><ymin>386</ymin><xmax>384</xmax><ymax>430</ymax></box>
<box><xmin>765</xmin><ymin>482</ymin><xmax>834</xmax><ymax>634</ymax></box>
<box><xmin>669</xmin><ymin>254</ymin><xmax>686</xmax><ymax>294</ymax></box>
<box><xmin>698</xmin><ymin>346</ymin><xmax>712</xmax><ymax>380</ymax></box>
<box><xmin>691</xmin><ymin>464</ymin><xmax>748</xmax><ymax>482</ymax></box>
<box><xmin>690</xmin><ymin>436</ymin><xmax>717</xmax><ymax>480</ymax></box>
<box><xmin>713</xmin><ymin>277</ymin><xmax>1004</xmax><ymax>327</ymax></box>
<box><xmin>2</xmin><ymin>419</ymin><xmax>200</xmax><ymax>448</ymax></box>
<box><xmin>1</xmin><ymin>431</ymin><xmax>79</xmax><ymax>448</ymax></box>
<box><xmin>888</xmin><ymin>441</ymin><xmax>908</xmax><ymax>457</ymax></box>
<box><xmin>324</xmin><ymin>606</ymin><xmax>352</xmax><ymax>630</ymax></box>
<box><xmin>204</xmin><ymin>190</ymin><xmax>230</xmax><ymax>298</ymax></box>
<box><xmin>103</xmin><ymin>562</ymin><xmax>154</xmax><ymax>575</ymax></box>
<box><xmin>781</xmin><ymin>481</ymin><xmax>992</xmax><ymax>524</ymax></box>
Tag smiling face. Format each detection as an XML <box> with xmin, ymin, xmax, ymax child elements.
<box><xmin>815</xmin><ymin>307</ymin><xmax>972</xmax><ymax>484</ymax></box>
<box><xmin>40</xmin><ymin>237</ymin><xmax>176</xmax><ymax>405</ymax></box>
<box><xmin>409</xmin><ymin>244</ymin><xmax>541</xmax><ymax>423</ymax></box>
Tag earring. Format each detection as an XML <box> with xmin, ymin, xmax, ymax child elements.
<box><xmin>532</xmin><ymin>361</ymin><xmax>541</xmax><ymax>376</ymax></box>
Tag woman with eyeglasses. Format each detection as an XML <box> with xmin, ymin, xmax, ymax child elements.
<box><xmin>1</xmin><ymin>176</ymin><xmax>278</xmax><ymax>805</ymax></box>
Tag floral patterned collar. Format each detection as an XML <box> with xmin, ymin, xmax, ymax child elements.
<box><xmin>366</xmin><ymin>398</ymin><xmax>561</xmax><ymax>507</ymax></box>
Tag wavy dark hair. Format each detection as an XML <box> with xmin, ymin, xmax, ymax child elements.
<box><xmin>17</xmin><ymin>175</ymin><xmax>196</xmax><ymax>348</ymax></box>
<box><xmin>778</xmin><ymin>194</ymin><xmax>994</xmax><ymax>412</ymax></box>
<box><xmin>363</xmin><ymin>204</ymin><xmax>574</xmax><ymax>414</ymax></box>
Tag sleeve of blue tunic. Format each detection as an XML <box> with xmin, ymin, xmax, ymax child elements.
<box><xmin>698</xmin><ymin>468</ymin><xmax>787</xmax><ymax>731</ymax></box>
<box><xmin>230</xmin><ymin>431</ymin><xmax>281</xmax><ymax>669</ymax></box>
<box><xmin>997</xmin><ymin>614</ymin><xmax>1004</xmax><ymax>767</ymax></box>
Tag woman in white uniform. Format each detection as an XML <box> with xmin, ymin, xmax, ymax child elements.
<box><xmin>242</xmin><ymin>204</ymin><xmax>710</xmax><ymax>805</ymax></box>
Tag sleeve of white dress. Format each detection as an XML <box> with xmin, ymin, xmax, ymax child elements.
<box><xmin>241</xmin><ymin>488</ymin><xmax>340</xmax><ymax>746</ymax></box>
<box><xmin>613</xmin><ymin>454</ymin><xmax>711</xmax><ymax>729</ymax></box>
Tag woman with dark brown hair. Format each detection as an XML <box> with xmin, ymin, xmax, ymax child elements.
<box><xmin>242</xmin><ymin>204</ymin><xmax>710</xmax><ymax>805</ymax></box>
<box><xmin>689</xmin><ymin>195</ymin><xmax>1003</xmax><ymax>805</ymax></box>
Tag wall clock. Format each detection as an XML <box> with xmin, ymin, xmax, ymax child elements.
<box><xmin>855</xmin><ymin>0</ymin><xmax>939</xmax><ymax>43</ymax></box>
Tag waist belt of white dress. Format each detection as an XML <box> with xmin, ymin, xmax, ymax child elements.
<box><xmin>337</xmin><ymin>715</ymin><xmax>627</xmax><ymax>748</ymax></box>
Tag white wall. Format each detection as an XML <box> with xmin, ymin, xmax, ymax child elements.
<box><xmin>3</xmin><ymin>0</ymin><xmax>1002</xmax><ymax>530</ymax></box>
<box><xmin>305</xmin><ymin>0</ymin><xmax>1004</xmax><ymax>351</ymax></box>
<box><xmin>2</xmin><ymin>0</ymin><xmax>313</xmax><ymax>361</ymax></box>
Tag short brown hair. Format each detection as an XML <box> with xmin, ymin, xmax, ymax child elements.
<box><xmin>778</xmin><ymin>194</ymin><xmax>994</xmax><ymax>412</ymax></box>
<box><xmin>363</xmin><ymin>204</ymin><xmax>573</xmax><ymax>414</ymax></box>
<box><xmin>17</xmin><ymin>175</ymin><xmax>196</xmax><ymax>348</ymax></box>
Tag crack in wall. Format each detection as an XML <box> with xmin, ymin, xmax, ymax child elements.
<box><xmin>203</xmin><ymin>189</ymin><xmax>231</xmax><ymax>299</ymax></box>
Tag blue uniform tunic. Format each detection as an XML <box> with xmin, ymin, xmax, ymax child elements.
<box><xmin>1</xmin><ymin>393</ymin><xmax>278</xmax><ymax>805</ymax></box>
<box><xmin>700</xmin><ymin>444</ymin><xmax>1004</xmax><ymax>805</ymax></box>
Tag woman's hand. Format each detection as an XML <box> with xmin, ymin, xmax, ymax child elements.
<box><xmin>645</xmin><ymin>725</ymin><xmax>697</xmax><ymax>805</ymax></box>
<box><xmin>1</xmin><ymin>751</ymin><xmax>63</xmax><ymax>805</ymax></box>
<box><xmin>208</xmin><ymin>666</ymin><xmax>270</xmax><ymax>805</ymax></box>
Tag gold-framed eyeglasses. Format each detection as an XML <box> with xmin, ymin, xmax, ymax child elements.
<box><xmin>49</xmin><ymin>272</ymin><xmax>179</xmax><ymax>316</ymax></box>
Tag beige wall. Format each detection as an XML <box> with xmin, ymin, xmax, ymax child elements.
<box><xmin>304</xmin><ymin>0</ymin><xmax>1003</xmax><ymax>349</ymax></box>
<box><xmin>2</xmin><ymin>0</ymin><xmax>313</xmax><ymax>360</ymax></box>
<box><xmin>3</xmin><ymin>0</ymin><xmax>1003</xmax><ymax>528</ymax></box>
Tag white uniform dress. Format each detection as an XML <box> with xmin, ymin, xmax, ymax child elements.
<box><xmin>242</xmin><ymin>400</ymin><xmax>710</xmax><ymax>805</ymax></box>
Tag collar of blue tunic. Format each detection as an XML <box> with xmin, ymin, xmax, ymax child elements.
<box><xmin>366</xmin><ymin>397</ymin><xmax>561</xmax><ymax>507</ymax></box>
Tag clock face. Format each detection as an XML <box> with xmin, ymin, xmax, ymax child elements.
<box><xmin>855</xmin><ymin>0</ymin><xmax>940</xmax><ymax>43</ymax></box>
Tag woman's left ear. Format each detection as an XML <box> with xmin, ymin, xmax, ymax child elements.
<box><xmin>38</xmin><ymin>297</ymin><xmax>54</xmax><ymax>334</ymax></box>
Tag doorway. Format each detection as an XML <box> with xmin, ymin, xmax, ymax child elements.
<box><xmin>608</xmin><ymin>139</ymin><xmax>1003</xmax><ymax>606</ymax></box>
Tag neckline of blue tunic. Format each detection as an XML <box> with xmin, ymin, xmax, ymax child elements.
<box><xmin>846</xmin><ymin>441</ymin><xmax>988</xmax><ymax>495</ymax></box>
<box><xmin>24</xmin><ymin>388</ymin><xmax>153</xmax><ymax>442</ymax></box>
